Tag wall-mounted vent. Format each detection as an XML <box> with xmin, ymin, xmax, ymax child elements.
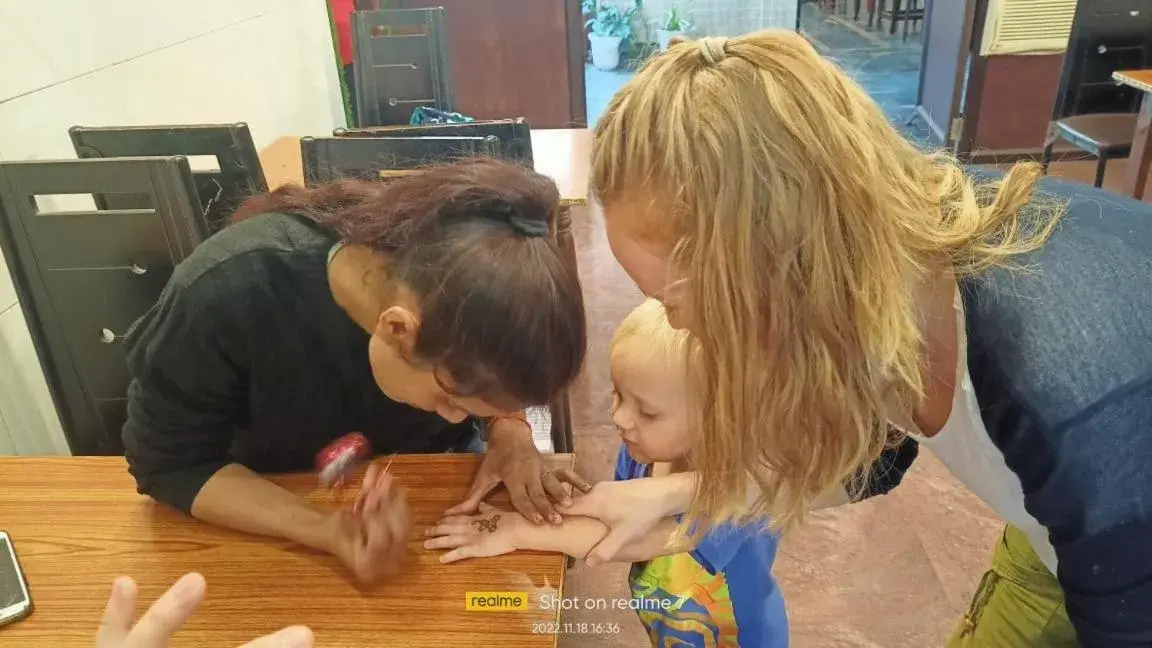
<box><xmin>981</xmin><ymin>0</ymin><xmax>1077</xmax><ymax>56</ymax></box>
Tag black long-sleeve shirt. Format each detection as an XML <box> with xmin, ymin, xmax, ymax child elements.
<box><xmin>122</xmin><ymin>212</ymin><xmax>477</xmax><ymax>513</ymax></box>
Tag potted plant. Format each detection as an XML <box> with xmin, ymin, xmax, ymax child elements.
<box><xmin>656</xmin><ymin>0</ymin><xmax>692</xmax><ymax>50</ymax></box>
<box><xmin>585</xmin><ymin>0</ymin><xmax>641</xmax><ymax>70</ymax></box>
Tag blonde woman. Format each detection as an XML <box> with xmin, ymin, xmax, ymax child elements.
<box><xmin>563</xmin><ymin>30</ymin><xmax>1152</xmax><ymax>647</ymax></box>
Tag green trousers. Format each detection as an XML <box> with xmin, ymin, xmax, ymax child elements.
<box><xmin>947</xmin><ymin>525</ymin><xmax>1078</xmax><ymax>647</ymax></box>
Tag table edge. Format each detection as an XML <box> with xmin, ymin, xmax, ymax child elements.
<box><xmin>1113</xmin><ymin>70</ymin><xmax>1152</xmax><ymax>94</ymax></box>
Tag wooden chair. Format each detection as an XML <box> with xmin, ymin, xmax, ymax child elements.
<box><xmin>69</xmin><ymin>123</ymin><xmax>266</xmax><ymax>237</ymax></box>
<box><xmin>1042</xmin><ymin>114</ymin><xmax>1138</xmax><ymax>187</ymax></box>
<box><xmin>1040</xmin><ymin>1</ymin><xmax>1152</xmax><ymax>187</ymax></box>
<box><xmin>351</xmin><ymin>8</ymin><xmax>455</xmax><ymax>127</ymax></box>
<box><xmin>299</xmin><ymin>135</ymin><xmax>500</xmax><ymax>186</ymax></box>
<box><xmin>334</xmin><ymin>118</ymin><xmax>534</xmax><ymax>166</ymax></box>
<box><xmin>0</xmin><ymin>157</ymin><xmax>204</xmax><ymax>455</ymax></box>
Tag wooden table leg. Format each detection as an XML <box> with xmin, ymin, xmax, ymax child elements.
<box><xmin>1123</xmin><ymin>93</ymin><xmax>1152</xmax><ymax>200</ymax></box>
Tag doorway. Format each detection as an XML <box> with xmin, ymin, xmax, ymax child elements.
<box><xmin>800</xmin><ymin>1</ymin><xmax>931</xmax><ymax>144</ymax></box>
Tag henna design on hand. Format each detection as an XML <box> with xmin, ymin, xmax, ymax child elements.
<box><xmin>473</xmin><ymin>514</ymin><xmax>501</xmax><ymax>533</ymax></box>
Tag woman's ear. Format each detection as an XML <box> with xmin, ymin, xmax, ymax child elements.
<box><xmin>375</xmin><ymin>306</ymin><xmax>421</xmax><ymax>351</ymax></box>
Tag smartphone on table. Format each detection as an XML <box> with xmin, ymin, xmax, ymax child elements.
<box><xmin>0</xmin><ymin>531</ymin><xmax>32</xmax><ymax>628</ymax></box>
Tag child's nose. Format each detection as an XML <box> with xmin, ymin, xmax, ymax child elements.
<box><xmin>611</xmin><ymin>406</ymin><xmax>631</xmax><ymax>431</ymax></box>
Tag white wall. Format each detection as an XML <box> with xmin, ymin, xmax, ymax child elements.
<box><xmin>0</xmin><ymin>0</ymin><xmax>345</xmax><ymax>455</ymax></box>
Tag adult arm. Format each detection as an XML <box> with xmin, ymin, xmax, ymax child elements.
<box><xmin>122</xmin><ymin>268</ymin><xmax>334</xmax><ymax>554</ymax></box>
<box><xmin>428</xmin><ymin>504</ymin><xmax>764</xmax><ymax>573</ymax></box>
<box><xmin>512</xmin><ymin>512</ymin><xmax>760</xmax><ymax>573</ymax></box>
<box><xmin>559</xmin><ymin>444</ymin><xmax>893</xmax><ymax>564</ymax></box>
<box><xmin>514</xmin><ymin>514</ymin><xmax>686</xmax><ymax>563</ymax></box>
<box><xmin>448</xmin><ymin>414</ymin><xmax>591</xmax><ymax>524</ymax></box>
<box><xmin>433</xmin><ymin>448</ymin><xmax>691</xmax><ymax>563</ymax></box>
<box><xmin>570</xmin><ymin>428</ymin><xmax>918</xmax><ymax>521</ymax></box>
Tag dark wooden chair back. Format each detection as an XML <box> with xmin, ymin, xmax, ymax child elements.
<box><xmin>299</xmin><ymin>135</ymin><xmax>500</xmax><ymax>186</ymax></box>
<box><xmin>69</xmin><ymin>123</ymin><xmax>266</xmax><ymax>237</ymax></box>
<box><xmin>334</xmin><ymin>118</ymin><xmax>534</xmax><ymax>166</ymax></box>
<box><xmin>1041</xmin><ymin>1</ymin><xmax>1152</xmax><ymax>187</ymax></box>
<box><xmin>1051</xmin><ymin>1</ymin><xmax>1152</xmax><ymax>121</ymax></box>
<box><xmin>0</xmin><ymin>157</ymin><xmax>204</xmax><ymax>455</ymax></box>
<box><xmin>351</xmin><ymin>8</ymin><xmax>455</xmax><ymax>126</ymax></box>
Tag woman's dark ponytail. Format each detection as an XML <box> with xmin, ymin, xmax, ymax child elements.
<box><xmin>230</xmin><ymin>158</ymin><xmax>585</xmax><ymax>409</ymax></box>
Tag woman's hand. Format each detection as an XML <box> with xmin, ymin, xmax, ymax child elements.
<box><xmin>448</xmin><ymin>417</ymin><xmax>591</xmax><ymax>525</ymax></box>
<box><xmin>561</xmin><ymin>474</ymin><xmax>696</xmax><ymax>566</ymax></box>
<box><xmin>96</xmin><ymin>573</ymin><xmax>313</xmax><ymax>648</ymax></box>
<box><xmin>423</xmin><ymin>503</ymin><xmax>522</xmax><ymax>563</ymax></box>
<box><xmin>328</xmin><ymin>467</ymin><xmax>410</xmax><ymax>584</ymax></box>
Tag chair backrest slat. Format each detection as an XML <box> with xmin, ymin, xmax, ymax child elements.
<box><xmin>70</xmin><ymin>123</ymin><xmax>267</xmax><ymax>236</ymax></box>
<box><xmin>335</xmin><ymin>118</ymin><xmax>534</xmax><ymax>166</ymax></box>
<box><xmin>300</xmin><ymin>135</ymin><xmax>501</xmax><ymax>186</ymax></box>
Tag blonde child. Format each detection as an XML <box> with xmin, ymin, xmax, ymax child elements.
<box><xmin>425</xmin><ymin>300</ymin><xmax>788</xmax><ymax>647</ymax></box>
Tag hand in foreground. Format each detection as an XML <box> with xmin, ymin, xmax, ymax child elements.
<box><xmin>423</xmin><ymin>503</ymin><xmax>520</xmax><ymax>563</ymax></box>
<box><xmin>328</xmin><ymin>465</ymin><xmax>410</xmax><ymax>584</ymax></box>
<box><xmin>447</xmin><ymin>418</ymin><xmax>591</xmax><ymax>524</ymax></box>
<box><xmin>560</xmin><ymin>479</ymin><xmax>671</xmax><ymax>566</ymax></box>
<box><xmin>96</xmin><ymin>572</ymin><xmax>313</xmax><ymax>648</ymax></box>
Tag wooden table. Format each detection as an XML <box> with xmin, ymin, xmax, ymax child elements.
<box><xmin>258</xmin><ymin>129</ymin><xmax>591</xmax><ymax>206</ymax></box>
<box><xmin>0</xmin><ymin>455</ymin><xmax>573</xmax><ymax>647</ymax></box>
<box><xmin>1113</xmin><ymin>69</ymin><xmax>1152</xmax><ymax>200</ymax></box>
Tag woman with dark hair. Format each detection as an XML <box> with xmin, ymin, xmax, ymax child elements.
<box><xmin>122</xmin><ymin>158</ymin><xmax>588</xmax><ymax>583</ymax></box>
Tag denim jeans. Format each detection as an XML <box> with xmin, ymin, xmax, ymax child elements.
<box><xmin>446</xmin><ymin>426</ymin><xmax>487</xmax><ymax>454</ymax></box>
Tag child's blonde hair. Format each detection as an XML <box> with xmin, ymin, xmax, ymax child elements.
<box><xmin>611</xmin><ymin>298</ymin><xmax>692</xmax><ymax>366</ymax></box>
<box><xmin>591</xmin><ymin>30</ymin><xmax>1062</xmax><ymax>531</ymax></box>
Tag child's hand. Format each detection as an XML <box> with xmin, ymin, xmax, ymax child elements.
<box><xmin>423</xmin><ymin>503</ymin><xmax>522</xmax><ymax>563</ymax></box>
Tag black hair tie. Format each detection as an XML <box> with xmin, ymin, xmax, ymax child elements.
<box><xmin>508</xmin><ymin>215</ymin><xmax>549</xmax><ymax>238</ymax></box>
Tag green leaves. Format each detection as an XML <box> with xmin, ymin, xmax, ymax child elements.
<box><xmin>583</xmin><ymin>0</ymin><xmax>642</xmax><ymax>39</ymax></box>
<box><xmin>658</xmin><ymin>0</ymin><xmax>693</xmax><ymax>32</ymax></box>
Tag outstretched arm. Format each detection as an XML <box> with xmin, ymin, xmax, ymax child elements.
<box><xmin>556</xmin><ymin>468</ymin><xmax>853</xmax><ymax>565</ymax></box>
<box><xmin>424</xmin><ymin>504</ymin><xmax>692</xmax><ymax>564</ymax></box>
